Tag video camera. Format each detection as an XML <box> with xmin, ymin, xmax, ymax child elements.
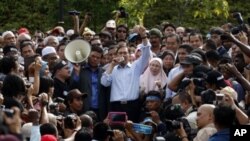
<box><xmin>118</xmin><ymin>7</ymin><xmax>128</xmax><ymax>18</ymax></box>
<box><xmin>68</xmin><ymin>10</ymin><xmax>80</xmax><ymax>16</ymax></box>
<box><xmin>178</xmin><ymin>77</ymin><xmax>206</xmax><ymax>95</ymax></box>
<box><xmin>231</xmin><ymin>12</ymin><xmax>248</xmax><ymax>35</ymax></box>
<box><xmin>164</xmin><ymin>118</ymin><xmax>191</xmax><ymax>131</ymax></box>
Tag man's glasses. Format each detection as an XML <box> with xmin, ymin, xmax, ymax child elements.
<box><xmin>117</xmin><ymin>30</ymin><xmax>127</xmax><ymax>33</ymax></box>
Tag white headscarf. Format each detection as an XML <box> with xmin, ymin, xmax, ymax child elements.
<box><xmin>140</xmin><ymin>58</ymin><xmax>168</xmax><ymax>94</ymax></box>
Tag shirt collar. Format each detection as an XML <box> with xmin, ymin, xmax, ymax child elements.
<box><xmin>117</xmin><ymin>63</ymin><xmax>132</xmax><ymax>69</ymax></box>
<box><xmin>84</xmin><ymin>63</ymin><xmax>99</xmax><ymax>72</ymax></box>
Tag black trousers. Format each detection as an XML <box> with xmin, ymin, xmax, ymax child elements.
<box><xmin>110</xmin><ymin>99</ymin><xmax>141</xmax><ymax>123</ymax></box>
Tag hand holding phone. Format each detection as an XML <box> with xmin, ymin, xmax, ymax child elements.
<box><xmin>108</xmin><ymin>112</ymin><xmax>127</xmax><ymax>125</ymax></box>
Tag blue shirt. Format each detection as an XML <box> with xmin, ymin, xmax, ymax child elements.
<box><xmin>165</xmin><ymin>65</ymin><xmax>183</xmax><ymax>99</ymax></box>
<box><xmin>101</xmin><ymin>42</ymin><xmax>151</xmax><ymax>102</ymax></box>
<box><xmin>208</xmin><ymin>128</ymin><xmax>230</xmax><ymax>141</ymax></box>
<box><xmin>90</xmin><ymin>69</ymin><xmax>99</xmax><ymax>109</ymax></box>
<box><xmin>73</xmin><ymin>64</ymin><xmax>99</xmax><ymax>109</ymax></box>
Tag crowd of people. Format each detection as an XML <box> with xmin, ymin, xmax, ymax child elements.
<box><xmin>0</xmin><ymin>11</ymin><xmax>250</xmax><ymax>141</ymax></box>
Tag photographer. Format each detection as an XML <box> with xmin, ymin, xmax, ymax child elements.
<box><xmin>167</xmin><ymin>51</ymin><xmax>202</xmax><ymax>100</ymax></box>
<box><xmin>178</xmin><ymin>91</ymin><xmax>197</xmax><ymax>129</ymax></box>
<box><xmin>163</xmin><ymin>104</ymin><xmax>194</xmax><ymax>141</ymax></box>
<box><xmin>125</xmin><ymin>119</ymin><xmax>157</xmax><ymax>141</ymax></box>
<box><xmin>62</xmin><ymin>114</ymin><xmax>81</xmax><ymax>141</ymax></box>
<box><xmin>210</xmin><ymin>27</ymin><xmax>229</xmax><ymax>57</ymax></box>
<box><xmin>116</xmin><ymin>24</ymin><xmax>128</xmax><ymax>41</ymax></box>
<box><xmin>176</xmin><ymin>104</ymin><xmax>216</xmax><ymax>141</ymax></box>
<box><xmin>93</xmin><ymin>122</ymin><xmax>125</xmax><ymax>141</ymax></box>
<box><xmin>139</xmin><ymin>91</ymin><xmax>166</xmax><ymax>137</ymax></box>
<box><xmin>1</xmin><ymin>107</ymin><xmax>23</xmax><ymax>140</ymax></box>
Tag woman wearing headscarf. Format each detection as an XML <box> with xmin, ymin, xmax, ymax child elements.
<box><xmin>140</xmin><ymin>58</ymin><xmax>168</xmax><ymax>96</ymax></box>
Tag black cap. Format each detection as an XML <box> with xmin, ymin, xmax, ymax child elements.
<box><xmin>163</xmin><ymin>104</ymin><xmax>184</xmax><ymax>120</ymax></box>
<box><xmin>180</xmin><ymin>53</ymin><xmax>202</xmax><ymax>66</ymax></box>
<box><xmin>205</xmin><ymin>70</ymin><xmax>227</xmax><ymax>87</ymax></box>
<box><xmin>3</xmin><ymin>45</ymin><xmax>18</xmax><ymax>55</ymax></box>
<box><xmin>99</xmin><ymin>31</ymin><xmax>112</xmax><ymax>39</ymax></box>
<box><xmin>52</xmin><ymin>60</ymin><xmax>68</xmax><ymax>77</ymax></box>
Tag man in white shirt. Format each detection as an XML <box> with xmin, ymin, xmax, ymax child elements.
<box><xmin>101</xmin><ymin>26</ymin><xmax>151</xmax><ymax>122</ymax></box>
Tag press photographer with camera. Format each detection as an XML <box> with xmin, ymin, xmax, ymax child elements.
<box><xmin>1</xmin><ymin>107</ymin><xmax>22</xmax><ymax>140</ymax></box>
<box><xmin>116</xmin><ymin>24</ymin><xmax>128</xmax><ymax>41</ymax></box>
<box><xmin>178</xmin><ymin>91</ymin><xmax>197</xmax><ymax>130</ymax></box>
<box><xmin>176</xmin><ymin>104</ymin><xmax>216</xmax><ymax>141</ymax></box>
<box><xmin>162</xmin><ymin>104</ymin><xmax>194</xmax><ymax>141</ymax></box>
<box><xmin>93</xmin><ymin>122</ymin><xmax>125</xmax><ymax>141</ymax></box>
<box><xmin>139</xmin><ymin>91</ymin><xmax>167</xmax><ymax>137</ymax></box>
<box><xmin>210</xmin><ymin>27</ymin><xmax>229</xmax><ymax>57</ymax></box>
<box><xmin>168</xmin><ymin>52</ymin><xmax>203</xmax><ymax>104</ymax></box>
<box><xmin>62</xmin><ymin>113</ymin><xmax>82</xmax><ymax>140</ymax></box>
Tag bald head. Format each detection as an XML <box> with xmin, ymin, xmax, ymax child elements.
<box><xmin>199</xmin><ymin>104</ymin><xmax>215</xmax><ymax>115</ymax></box>
<box><xmin>196</xmin><ymin>104</ymin><xmax>215</xmax><ymax>129</ymax></box>
<box><xmin>80</xmin><ymin>114</ymin><xmax>93</xmax><ymax>129</ymax></box>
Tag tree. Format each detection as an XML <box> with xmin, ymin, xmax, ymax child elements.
<box><xmin>119</xmin><ymin>0</ymin><xmax>230</xmax><ymax>33</ymax></box>
<box><xmin>118</xmin><ymin>0</ymin><xmax>157</xmax><ymax>25</ymax></box>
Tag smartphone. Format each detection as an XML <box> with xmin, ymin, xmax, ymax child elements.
<box><xmin>216</xmin><ymin>93</ymin><xmax>224</xmax><ymax>101</ymax></box>
<box><xmin>24</xmin><ymin>54</ymin><xmax>39</xmax><ymax>70</ymax></box>
<box><xmin>132</xmin><ymin>123</ymin><xmax>152</xmax><ymax>134</ymax></box>
<box><xmin>117</xmin><ymin>57</ymin><xmax>124</xmax><ymax>63</ymax></box>
<box><xmin>216</xmin><ymin>93</ymin><xmax>224</xmax><ymax>105</ymax></box>
<box><xmin>108</xmin><ymin>112</ymin><xmax>127</xmax><ymax>125</ymax></box>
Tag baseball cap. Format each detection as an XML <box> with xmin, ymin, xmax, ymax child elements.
<box><xmin>83</xmin><ymin>27</ymin><xmax>95</xmax><ymax>36</ymax></box>
<box><xmin>41</xmin><ymin>134</ymin><xmax>57</xmax><ymax>141</ymax></box>
<box><xmin>106</xmin><ymin>20</ymin><xmax>116</xmax><ymax>28</ymax></box>
<box><xmin>205</xmin><ymin>70</ymin><xmax>228</xmax><ymax>87</ymax></box>
<box><xmin>220</xmin><ymin>86</ymin><xmax>238</xmax><ymax>100</ymax></box>
<box><xmin>180</xmin><ymin>53</ymin><xmax>202</xmax><ymax>66</ymax></box>
<box><xmin>66</xmin><ymin>29</ymin><xmax>74</xmax><ymax>37</ymax></box>
<box><xmin>66</xmin><ymin>89</ymin><xmax>88</xmax><ymax>101</ymax></box>
<box><xmin>99</xmin><ymin>31</ymin><xmax>112</xmax><ymax>39</ymax></box>
<box><xmin>3</xmin><ymin>45</ymin><xmax>18</xmax><ymax>55</ymax></box>
<box><xmin>149</xmin><ymin>28</ymin><xmax>163</xmax><ymax>38</ymax></box>
<box><xmin>18</xmin><ymin>27</ymin><xmax>29</xmax><ymax>34</ymax></box>
<box><xmin>128</xmin><ymin>33</ymin><xmax>139</xmax><ymax>42</ymax></box>
<box><xmin>52</xmin><ymin>60</ymin><xmax>68</xmax><ymax>77</ymax></box>
<box><xmin>21</xmin><ymin>122</ymin><xmax>33</xmax><ymax>139</ymax></box>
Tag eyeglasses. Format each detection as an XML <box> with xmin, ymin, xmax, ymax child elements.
<box><xmin>117</xmin><ymin>30</ymin><xmax>127</xmax><ymax>33</ymax></box>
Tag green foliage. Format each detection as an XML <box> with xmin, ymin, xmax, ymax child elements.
<box><xmin>1</xmin><ymin>0</ymin><xmax>250</xmax><ymax>35</ymax></box>
<box><xmin>143</xmin><ymin>0</ymin><xmax>230</xmax><ymax>33</ymax></box>
<box><xmin>0</xmin><ymin>0</ymin><xmax>119</xmax><ymax>33</ymax></box>
<box><xmin>119</xmin><ymin>0</ymin><xmax>157</xmax><ymax>25</ymax></box>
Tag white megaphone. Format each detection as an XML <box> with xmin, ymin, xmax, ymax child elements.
<box><xmin>64</xmin><ymin>39</ymin><xmax>91</xmax><ymax>63</ymax></box>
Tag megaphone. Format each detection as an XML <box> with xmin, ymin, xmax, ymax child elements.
<box><xmin>64</xmin><ymin>39</ymin><xmax>91</xmax><ymax>63</ymax></box>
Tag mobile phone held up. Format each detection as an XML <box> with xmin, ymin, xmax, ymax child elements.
<box><xmin>108</xmin><ymin>112</ymin><xmax>127</xmax><ymax>125</ymax></box>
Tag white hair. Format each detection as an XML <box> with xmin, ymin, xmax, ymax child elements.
<box><xmin>2</xmin><ymin>31</ymin><xmax>15</xmax><ymax>39</ymax></box>
<box><xmin>44</xmin><ymin>35</ymin><xmax>59</xmax><ymax>46</ymax></box>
